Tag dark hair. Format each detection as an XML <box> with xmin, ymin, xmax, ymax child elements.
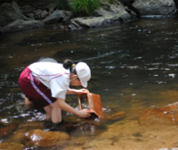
<box><xmin>63</xmin><ymin>59</ymin><xmax>77</xmax><ymax>74</ymax></box>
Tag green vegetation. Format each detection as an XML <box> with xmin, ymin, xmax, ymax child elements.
<box><xmin>56</xmin><ymin>0</ymin><xmax>118</xmax><ymax>16</ymax></box>
<box><xmin>70</xmin><ymin>0</ymin><xmax>101</xmax><ymax>16</ymax></box>
<box><xmin>56</xmin><ymin>0</ymin><xmax>101</xmax><ymax>16</ymax></box>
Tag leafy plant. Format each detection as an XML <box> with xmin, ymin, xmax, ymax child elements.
<box><xmin>70</xmin><ymin>0</ymin><xmax>101</xmax><ymax>16</ymax></box>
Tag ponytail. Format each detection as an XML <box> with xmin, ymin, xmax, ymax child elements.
<box><xmin>63</xmin><ymin>59</ymin><xmax>77</xmax><ymax>74</ymax></box>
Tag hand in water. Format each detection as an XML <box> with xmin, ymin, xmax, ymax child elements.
<box><xmin>79</xmin><ymin>109</ymin><xmax>92</xmax><ymax>118</ymax></box>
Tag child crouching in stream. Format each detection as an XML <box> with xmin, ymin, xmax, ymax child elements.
<box><xmin>19</xmin><ymin>58</ymin><xmax>92</xmax><ymax>130</ymax></box>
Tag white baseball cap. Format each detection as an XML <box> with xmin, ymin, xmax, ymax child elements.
<box><xmin>76</xmin><ymin>62</ymin><xmax>91</xmax><ymax>88</ymax></box>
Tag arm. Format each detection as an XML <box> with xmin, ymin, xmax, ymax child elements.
<box><xmin>66</xmin><ymin>88</ymin><xmax>88</xmax><ymax>95</ymax></box>
<box><xmin>57</xmin><ymin>98</ymin><xmax>91</xmax><ymax>118</ymax></box>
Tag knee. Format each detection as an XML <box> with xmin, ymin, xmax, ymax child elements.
<box><xmin>50</xmin><ymin>101</ymin><xmax>58</xmax><ymax>109</ymax></box>
<box><xmin>44</xmin><ymin>106</ymin><xmax>52</xmax><ymax>114</ymax></box>
<box><xmin>25</xmin><ymin>97</ymin><xmax>32</xmax><ymax>105</ymax></box>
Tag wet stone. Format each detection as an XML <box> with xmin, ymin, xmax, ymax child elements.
<box><xmin>133</xmin><ymin>132</ymin><xmax>143</xmax><ymax>137</ymax></box>
<box><xmin>65</xmin><ymin>145</ymin><xmax>83</xmax><ymax>150</ymax></box>
<box><xmin>24</xmin><ymin>129</ymin><xmax>69</xmax><ymax>148</ymax></box>
<box><xmin>18</xmin><ymin>122</ymin><xmax>44</xmax><ymax>130</ymax></box>
<box><xmin>0</xmin><ymin>142</ymin><xmax>24</xmax><ymax>150</ymax></box>
<box><xmin>139</xmin><ymin>102</ymin><xmax>178</xmax><ymax>125</ymax></box>
<box><xmin>0</xmin><ymin>122</ymin><xmax>18</xmax><ymax>137</ymax></box>
<box><xmin>105</xmin><ymin>111</ymin><xmax>126</xmax><ymax>120</ymax></box>
<box><xmin>70</xmin><ymin>136</ymin><xmax>90</xmax><ymax>145</ymax></box>
<box><xmin>8</xmin><ymin>122</ymin><xmax>44</xmax><ymax>143</ymax></box>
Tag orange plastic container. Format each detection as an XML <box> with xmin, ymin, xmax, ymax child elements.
<box><xmin>78</xmin><ymin>90</ymin><xmax>103</xmax><ymax>118</ymax></box>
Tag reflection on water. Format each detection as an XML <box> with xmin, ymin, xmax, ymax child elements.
<box><xmin>1</xmin><ymin>17</ymin><xmax>178</xmax><ymax>149</ymax></box>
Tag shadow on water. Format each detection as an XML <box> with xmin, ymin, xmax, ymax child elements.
<box><xmin>1</xmin><ymin>17</ymin><xmax>178</xmax><ymax>149</ymax></box>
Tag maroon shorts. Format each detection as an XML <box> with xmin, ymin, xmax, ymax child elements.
<box><xmin>18</xmin><ymin>67</ymin><xmax>57</xmax><ymax>108</ymax></box>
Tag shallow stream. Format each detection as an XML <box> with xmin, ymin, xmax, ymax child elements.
<box><xmin>1</xmin><ymin>16</ymin><xmax>178</xmax><ymax>149</ymax></box>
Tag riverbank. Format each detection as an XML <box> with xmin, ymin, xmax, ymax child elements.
<box><xmin>0</xmin><ymin>0</ymin><xmax>177</xmax><ymax>33</ymax></box>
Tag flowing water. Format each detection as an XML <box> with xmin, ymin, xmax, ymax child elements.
<box><xmin>1</xmin><ymin>16</ymin><xmax>178</xmax><ymax>149</ymax></box>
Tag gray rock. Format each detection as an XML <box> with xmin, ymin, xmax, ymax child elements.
<box><xmin>43</xmin><ymin>9</ymin><xmax>73</xmax><ymax>24</ymax></box>
<box><xmin>69</xmin><ymin>3</ymin><xmax>131</xmax><ymax>29</ymax></box>
<box><xmin>94</xmin><ymin>2</ymin><xmax>130</xmax><ymax>20</ymax></box>
<box><xmin>68</xmin><ymin>24</ymin><xmax>77</xmax><ymax>31</ymax></box>
<box><xmin>94</xmin><ymin>2</ymin><xmax>131</xmax><ymax>21</ymax></box>
<box><xmin>71</xmin><ymin>16</ymin><xmax>117</xmax><ymax>28</ymax></box>
<box><xmin>21</xmin><ymin>5</ymin><xmax>35</xmax><ymax>14</ymax></box>
<box><xmin>26</xmin><ymin>13</ymin><xmax>35</xmax><ymax>19</ymax></box>
<box><xmin>1</xmin><ymin>19</ymin><xmax>44</xmax><ymax>33</ymax></box>
<box><xmin>45</xmin><ymin>3</ymin><xmax>57</xmax><ymax>14</ymax></box>
<box><xmin>133</xmin><ymin>0</ymin><xmax>176</xmax><ymax>15</ymax></box>
<box><xmin>68</xmin><ymin>21</ymin><xmax>82</xmax><ymax>31</ymax></box>
<box><xmin>43</xmin><ymin>9</ymin><xmax>65</xmax><ymax>24</ymax></box>
<box><xmin>69</xmin><ymin>0</ymin><xmax>176</xmax><ymax>29</ymax></box>
<box><xmin>34</xmin><ymin>9</ymin><xmax>43</xmax><ymax>19</ymax></box>
<box><xmin>34</xmin><ymin>9</ymin><xmax>48</xmax><ymax>19</ymax></box>
<box><xmin>0</xmin><ymin>3</ymin><xmax>27</xmax><ymax>27</ymax></box>
<box><xmin>71</xmin><ymin>17</ymin><xmax>104</xmax><ymax>28</ymax></box>
<box><xmin>62</xmin><ymin>11</ymin><xmax>73</xmax><ymax>24</ymax></box>
<box><xmin>41</xmin><ymin>10</ymin><xmax>49</xmax><ymax>19</ymax></box>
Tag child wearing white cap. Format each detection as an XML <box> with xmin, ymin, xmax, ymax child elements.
<box><xmin>19</xmin><ymin>58</ymin><xmax>92</xmax><ymax>127</ymax></box>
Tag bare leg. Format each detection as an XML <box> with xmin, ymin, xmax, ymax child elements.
<box><xmin>43</xmin><ymin>105</ymin><xmax>52</xmax><ymax>121</ymax></box>
<box><xmin>24</xmin><ymin>97</ymin><xmax>33</xmax><ymax>110</ymax></box>
<box><xmin>25</xmin><ymin>97</ymin><xmax>32</xmax><ymax>105</ymax></box>
<box><xmin>49</xmin><ymin>101</ymin><xmax>62</xmax><ymax>124</ymax></box>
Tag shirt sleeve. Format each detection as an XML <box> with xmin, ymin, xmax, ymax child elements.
<box><xmin>49</xmin><ymin>76</ymin><xmax>69</xmax><ymax>100</ymax></box>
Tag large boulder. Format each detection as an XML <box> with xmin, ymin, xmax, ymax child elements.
<box><xmin>43</xmin><ymin>9</ymin><xmax>73</xmax><ymax>24</ymax></box>
<box><xmin>1</xmin><ymin>19</ymin><xmax>44</xmax><ymax>33</ymax></box>
<box><xmin>139</xmin><ymin>102</ymin><xmax>178</xmax><ymax>125</ymax></box>
<box><xmin>133</xmin><ymin>0</ymin><xmax>176</xmax><ymax>15</ymax></box>
<box><xmin>68</xmin><ymin>2</ymin><xmax>131</xmax><ymax>30</ymax></box>
<box><xmin>24</xmin><ymin>129</ymin><xmax>69</xmax><ymax>148</ymax></box>
<box><xmin>69</xmin><ymin>15</ymin><xmax>121</xmax><ymax>29</ymax></box>
<box><xmin>0</xmin><ymin>3</ymin><xmax>27</xmax><ymax>27</ymax></box>
<box><xmin>94</xmin><ymin>2</ymin><xmax>131</xmax><ymax>20</ymax></box>
<box><xmin>8</xmin><ymin>122</ymin><xmax>44</xmax><ymax>143</ymax></box>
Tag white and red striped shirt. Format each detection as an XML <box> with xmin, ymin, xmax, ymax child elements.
<box><xmin>29</xmin><ymin>62</ymin><xmax>70</xmax><ymax>100</ymax></box>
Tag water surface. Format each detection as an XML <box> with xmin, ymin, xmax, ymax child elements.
<box><xmin>1</xmin><ymin>17</ymin><xmax>178</xmax><ymax>149</ymax></box>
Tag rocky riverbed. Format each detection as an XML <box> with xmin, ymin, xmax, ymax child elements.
<box><xmin>0</xmin><ymin>0</ymin><xmax>177</xmax><ymax>33</ymax></box>
<box><xmin>1</xmin><ymin>104</ymin><xmax>178</xmax><ymax>150</ymax></box>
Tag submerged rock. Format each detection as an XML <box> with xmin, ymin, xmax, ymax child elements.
<box><xmin>139</xmin><ymin>102</ymin><xmax>178</xmax><ymax>125</ymax></box>
<box><xmin>8</xmin><ymin>122</ymin><xmax>44</xmax><ymax>143</ymax></box>
<box><xmin>24</xmin><ymin>129</ymin><xmax>69</xmax><ymax>147</ymax></box>
<box><xmin>0</xmin><ymin>122</ymin><xmax>17</xmax><ymax>137</ymax></box>
<box><xmin>105</xmin><ymin>111</ymin><xmax>126</xmax><ymax>120</ymax></box>
<box><xmin>0</xmin><ymin>142</ymin><xmax>24</xmax><ymax>150</ymax></box>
